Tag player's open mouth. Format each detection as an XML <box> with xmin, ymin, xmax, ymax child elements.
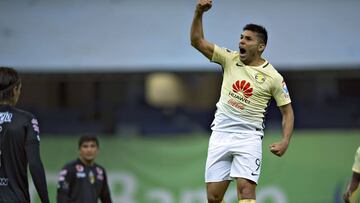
<box><xmin>239</xmin><ymin>47</ymin><xmax>247</xmax><ymax>57</ymax></box>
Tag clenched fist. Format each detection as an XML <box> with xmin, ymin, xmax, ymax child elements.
<box><xmin>196</xmin><ymin>0</ymin><xmax>212</xmax><ymax>12</ymax></box>
<box><xmin>269</xmin><ymin>139</ymin><xmax>289</xmax><ymax>157</ymax></box>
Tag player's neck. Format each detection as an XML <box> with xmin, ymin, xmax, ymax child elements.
<box><xmin>79</xmin><ymin>157</ymin><xmax>94</xmax><ymax>166</ymax></box>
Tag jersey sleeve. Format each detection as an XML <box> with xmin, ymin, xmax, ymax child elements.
<box><xmin>57</xmin><ymin>165</ymin><xmax>73</xmax><ymax>203</ymax></box>
<box><xmin>352</xmin><ymin>147</ymin><xmax>360</xmax><ymax>173</ymax></box>
<box><xmin>271</xmin><ymin>74</ymin><xmax>292</xmax><ymax>106</ymax></box>
<box><xmin>211</xmin><ymin>44</ymin><xmax>233</xmax><ymax>69</ymax></box>
<box><xmin>25</xmin><ymin>116</ymin><xmax>50</xmax><ymax>203</ymax></box>
<box><xmin>100</xmin><ymin>169</ymin><xmax>112</xmax><ymax>203</ymax></box>
<box><xmin>25</xmin><ymin>116</ymin><xmax>41</xmax><ymax>145</ymax></box>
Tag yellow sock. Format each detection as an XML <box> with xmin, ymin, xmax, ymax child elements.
<box><xmin>239</xmin><ymin>200</ymin><xmax>255</xmax><ymax>203</ymax></box>
<box><xmin>220</xmin><ymin>200</ymin><xmax>226</xmax><ymax>203</ymax></box>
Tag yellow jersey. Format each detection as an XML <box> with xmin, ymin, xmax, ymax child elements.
<box><xmin>210</xmin><ymin>45</ymin><xmax>291</xmax><ymax>134</ymax></box>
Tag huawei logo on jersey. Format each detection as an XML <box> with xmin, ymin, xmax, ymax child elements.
<box><xmin>232</xmin><ymin>80</ymin><xmax>253</xmax><ymax>98</ymax></box>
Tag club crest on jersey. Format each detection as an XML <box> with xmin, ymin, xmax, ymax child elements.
<box><xmin>89</xmin><ymin>171</ymin><xmax>95</xmax><ymax>184</ymax></box>
<box><xmin>232</xmin><ymin>80</ymin><xmax>253</xmax><ymax>98</ymax></box>
<box><xmin>0</xmin><ymin>112</ymin><xmax>12</xmax><ymax>124</ymax></box>
<box><xmin>255</xmin><ymin>73</ymin><xmax>266</xmax><ymax>83</ymax></box>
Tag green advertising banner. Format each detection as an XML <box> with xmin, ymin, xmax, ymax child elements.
<box><xmin>30</xmin><ymin>131</ymin><xmax>359</xmax><ymax>203</ymax></box>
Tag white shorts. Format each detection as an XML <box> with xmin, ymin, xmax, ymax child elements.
<box><xmin>205</xmin><ymin>131</ymin><xmax>263</xmax><ymax>184</ymax></box>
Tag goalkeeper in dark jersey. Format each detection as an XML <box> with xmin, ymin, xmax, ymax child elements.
<box><xmin>0</xmin><ymin>67</ymin><xmax>49</xmax><ymax>203</ymax></box>
<box><xmin>57</xmin><ymin>135</ymin><xmax>112</xmax><ymax>203</ymax></box>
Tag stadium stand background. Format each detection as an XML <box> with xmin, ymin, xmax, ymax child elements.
<box><xmin>15</xmin><ymin>70</ymin><xmax>360</xmax><ymax>135</ymax></box>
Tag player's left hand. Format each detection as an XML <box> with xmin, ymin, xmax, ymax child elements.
<box><xmin>269</xmin><ymin>139</ymin><xmax>289</xmax><ymax>157</ymax></box>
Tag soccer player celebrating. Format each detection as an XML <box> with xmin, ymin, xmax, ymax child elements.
<box><xmin>57</xmin><ymin>135</ymin><xmax>112</xmax><ymax>203</ymax></box>
<box><xmin>190</xmin><ymin>1</ymin><xmax>294</xmax><ymax>203</ymax></box>
<box><xmin>0</xmin><ymin>67</ymin><xmax>49</xmax><ymax>203</ymax></box>
<box><xmin>343</xmin><ymin>146</ymin><xmax>360</xmax><ymax>203</ymax></box>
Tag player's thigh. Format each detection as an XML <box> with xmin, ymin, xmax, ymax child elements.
<box><xmin>230</xmin><ymin>136</ymin><xmax>262</xmax><ymax>184</ymax></box>
<box><xmin>205</xmin><ymin>131</ymin><xmax>233</xmax><ymax>182</ymax></box>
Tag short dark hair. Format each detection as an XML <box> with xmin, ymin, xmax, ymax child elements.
<box><xmin>78</xmin><ymin>135</ymin><xmax>99</xmax><ymax>149</ymax></box>
<box><xmin>0</xmin><ymin>67</ymin><xmax>21</xmax><ymax>101</ymax></box>
<box><xmin>243</xmin><ymin>23</ymin><xmax>268</xmax><ymax>45</ymax></box>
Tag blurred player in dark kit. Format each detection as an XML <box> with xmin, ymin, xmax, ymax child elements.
<box><xmin>57</xmin><ymin>135</ymin><xmax>112</xmax><ymax>203</ymax></box>
<box><xmin>0</xmin><ymin>66</ymin><xmax>49</xmax><ymax>203</ymax></box>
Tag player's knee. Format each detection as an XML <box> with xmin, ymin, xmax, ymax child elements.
<box><xmin>237</xmin><ymin>184</ymin><xmax>256</xmax><ymax>199</ymax></box>
<box><xmin>238</xmin><ymin>187</ymin><xmax>255</xmax><ymax>199</ymax></box>
<box><xmin>237</xmin><ymin>179</ymin><xmax>256</xmax><ymax>199</ymax></box>
<box><xmin>207</xmin><ymin>193</ymin><xmax>224</xmax><ymax>203</ymax></box>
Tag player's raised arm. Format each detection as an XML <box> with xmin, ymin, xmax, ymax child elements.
<box><xmin>190</xmin><ymin>0</ymin><xmax>214</xmax><ymax>60</ymax></box>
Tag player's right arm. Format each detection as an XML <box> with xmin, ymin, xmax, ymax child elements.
<box><xmin>190</xmin><ymin>0</ymin><xmax>214</xmax><ymax>60</ymax></box>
